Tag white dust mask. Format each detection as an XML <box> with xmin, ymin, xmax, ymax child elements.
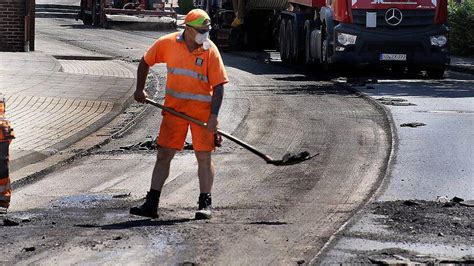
<box><xmin>195</xmin><ymin>32</ymin><xmax>209</xmax><ymax>45</ymax></box>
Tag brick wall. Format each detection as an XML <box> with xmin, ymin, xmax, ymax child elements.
<box><xmin>0</xmin><ymin>0</ymin><xmax>35</xmax><ymax>52</ymax></box>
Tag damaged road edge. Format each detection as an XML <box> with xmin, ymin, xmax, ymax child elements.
<box><xmin>308</xmin><ymin>81</ymin><xmax>398</xmax><ymax>263</ymax></box>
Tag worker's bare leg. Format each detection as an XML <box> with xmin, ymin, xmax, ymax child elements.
<box><xmin>195</xmin><ymin>151</ymin><xmax>214</xmax><ymax>193</ymax></box>
<box><xmin>150</xmin><ymin>147</ymin><xmax>176</xmax><ymax>191</ymax></box>
<box><xmin>130</xmin><ymin>147</ymin><xmax>175</xmax><ymax>218</ymax></box>
<box><xmin>195</xmin><ymin>151</ymin><xmax>214</xmax><ymax>219</ymax></box>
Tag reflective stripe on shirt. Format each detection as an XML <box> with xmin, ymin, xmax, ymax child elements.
<box><xmin>165</xmin><ymin>88</ymin><xmax>212</xmax><ymax>103</ymax></box>
<box><xmin>168</xmin><ymin>67</ymin><xmax>209</xmax><ymax>83</ymax></box>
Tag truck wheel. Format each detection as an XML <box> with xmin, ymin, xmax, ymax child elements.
<box><xmin>279</xmin><ymin>19</ymin><xmax>289</xmax><ymax>63</ymax></box>
<box><xmin>426</xmin><ymin>67</ymin><xmax>446</xmax><ymax>79</ymax></box>
<box><xmin>286</xmin><ymin>19</ymin><xmax>294</xmax><ymax>63</ymax></box>
<box><xmin>82</xmin><ymin>14</ymin><xmax>93</xmax><ymax>25</ymax></box>
<box><xmin>304</xmin><ymin>20</ymin><xmax>313</xmax><ymax>65</ymax></box>
<box><xmin>289</xmin><ymin>18</ymin><xmax>301</xmax><ymax>63</ymax></box>
<box><xmin>321</xmin><ymin>27</ymin><xmax>329</xmax><ymax>71</ymax></box>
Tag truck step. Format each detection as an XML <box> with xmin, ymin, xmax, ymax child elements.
<box><xmin>36</xmin><ymin>12</ymin><xmax>78</xmax><ymax>19</ymax></box>
<box><xmin>35</xmin><ymin>4</ymin><xmax>80</xmax><ymax>10</ymax></box>
<box><xmin>35</xmin><ymin>8</ymin><xmax>79</xmax><ymax>14</ymax></box>
<box><xmin>35</xmin><ymin>4</ymin><xmax>79</xmax><ymax>19</ymax></box>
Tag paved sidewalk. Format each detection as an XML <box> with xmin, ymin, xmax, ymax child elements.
<box><xmin>1</xmin><ymin>41</ymin><xmax>136</xmax><ymax>172</ymax></box>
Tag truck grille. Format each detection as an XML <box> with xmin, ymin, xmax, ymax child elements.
<box><xmin>352</xmin><ymin>9</ymin><xmax>435</xmax><ymax>28</ymax></box>
<box><xmin>361</xmin><ymin>42</ymin><xmax>424</xmax><ymax>53</ymax></box>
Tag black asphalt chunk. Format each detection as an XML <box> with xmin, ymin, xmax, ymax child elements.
<box><xmin>460</xmin><ymin>200</ymin><xmax>474</xmax><ymax>207</ymax></box>
<box><xmin>376</xmin><ymin>97</ymin><xmax>416</xmax><ymax>106</ymax></box>
<box><xmin>23</xmin><ymin>246</ymin><xmax>35</xmax><ymax>252</ymax></box>
<box><xmin>119</xmin><ymin>140</ymin><xmax>157</xmax><ymax>151</ymax></box>
<box><xmin>297</xmin><ymin>259</ymin><xmax>305</xmax><ymax>264</ymax></box>
<box><xmin>3</xmin><ymin>218</ymin><xmax>20</xmax><ymax>226</ymax></box>
<box><xmin>119</xmin><ymin>140</ymin><xmax>194</xmax><ymax>151</ymax></box>
<box><xmin>400</xmin><ymin>122</ymin><xmax>426</xmax><ymax>128</ymax></box>
<box><xmin>451</xmin><ymin>196</ymin><xmax>465</xmax><ymax>203</ymax></box>
<box><xmin>249</xmin><ymin>221</ymin><xmax>288</xmax><ymax>225</ymax></box>
<box><xmin>112</xmin><ymin>193</ymin><xmax>131</xmax><ymax>199</ymax></box>
<box><xmin>403</xmin><ymin>200</ymin><xmax>421</xmax><ymax>206</ymax></box>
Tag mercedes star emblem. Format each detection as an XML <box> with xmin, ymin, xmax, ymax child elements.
<box><xmin>385</xmin><ymin>8</ymin><xmax>403</xmax><ymax>26</ymax></box>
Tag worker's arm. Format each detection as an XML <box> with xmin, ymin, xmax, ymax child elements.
<box><xmin>207</xmin><ymin>83</ymin><xmax>225</xmax><ymax>133</ymax></box>
<box><xmin>134</xmin><ymin>57</ymin><xmax>150</xmax><ymax>103</ymax></box>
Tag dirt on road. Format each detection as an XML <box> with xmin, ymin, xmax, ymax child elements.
<box><xmin>325</xmin><ymin>200</ymin><xmax>474</xmax><ymax>264</ymax></box>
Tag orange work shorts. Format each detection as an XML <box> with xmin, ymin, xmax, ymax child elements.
<box><xmin>157</xmin><ymin>113</ymin><xmax>215</xmax><ymax>152</ymax></box>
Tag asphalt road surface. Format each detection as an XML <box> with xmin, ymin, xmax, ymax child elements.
<box><xmin>1</xmin><ymin>18</ymin><xmax>393</xmax><ymax>264</ymax></box>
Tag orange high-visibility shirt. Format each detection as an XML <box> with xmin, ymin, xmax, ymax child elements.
<box><xmin>144</xmin><ymin>31</ymin><xmax>229</xmax><ymax>120</ymax></box>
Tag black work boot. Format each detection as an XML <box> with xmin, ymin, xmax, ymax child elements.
<box><xmin>195</xmin><ymin>193</ymin><xmax>212</xmax><ymax>220</ymax></box>
<box><xmin>130</xmin><ymin>190</ymin><xmax>160</xmax><ymax>218</ymax></box>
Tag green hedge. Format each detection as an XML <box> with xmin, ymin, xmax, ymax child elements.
<box><xmin>449</xmin><ymin>0</ymin><xmax>474</xmax><ymax>56</ymax></box>
<box><xmin>177</xmin><ymin>0</ymin><xmax>195</xmax><ymax>15</ymax></box>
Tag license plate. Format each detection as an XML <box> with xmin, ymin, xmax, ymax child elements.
<box><xmin>380</xmin><ymin>53</ymin><xmax>407</xmax><ymax>61</ymax></box>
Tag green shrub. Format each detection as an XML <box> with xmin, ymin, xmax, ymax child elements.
<box><xmin>448</xmin><ymin>0</ymin><xmax>474</xmax><ymax>56</ymax></box>
<box><xmin>177</xmin><ymin>0</ymin><xmax>195</xmax><ymax>15</ymax></box>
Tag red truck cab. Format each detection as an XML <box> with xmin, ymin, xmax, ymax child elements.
<box><xmin>323</xmin><ymin>0</ymin><xmax>450</xmax><ymax>77</ymax></box>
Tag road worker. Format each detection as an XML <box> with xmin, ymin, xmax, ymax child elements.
<box><xmin>231</xmin><ymin>0</ymin><xmax>245</xmax><ymax>27</ymax></box>
<box><xmin>131</xmin><ymin>8</ymin><xmax>228</xmax><ymax>220</ymax></box>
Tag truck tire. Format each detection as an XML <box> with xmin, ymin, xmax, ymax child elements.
<box><xmin>304</xmin><ymin>20</ymin><xmax>313</xmax><ymax>64</ymax></box>
<box><xmin>321</xmin><ymin>26</ymin><xmax>329</xmax><ymax>71</ymax></box>
<box><xmin>289</xmin><ymin>18</ymin><xmax>301</xmax><ymax>63</ymax></box>
<box><xmin>279</xmin><ymin>19</ymin><xmax>289</xmax><ymax>63</ymax></box>
<box><xmin>426</xmin><ymin>66</ymin><xmax>445</xmax><ymax>79</ymax></box>
<box><xmin>82</xmin><ymin>14</ymin><xmax>93</xmax><ymax>25</ymax></box>
<box><xmin>286</xmin><ymin>19</ymin><xmax>294</xmax><ymax>63</ymax></box>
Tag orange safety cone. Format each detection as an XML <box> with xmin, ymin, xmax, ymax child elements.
<box><xmin>0</xmin><ymin>96</ymin><xmax>15</xmax><ymax>212</ymax></box>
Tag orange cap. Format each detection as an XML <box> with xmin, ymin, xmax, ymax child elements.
<box><xmin>184</xmin><ymin>9</ymin><xmax>211</xmax><ymax>27</ymax></box>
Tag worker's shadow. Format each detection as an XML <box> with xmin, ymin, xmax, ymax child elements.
<box><xmin>75</xmin><ymin>218</ymin><xmax>192</xmax><ymax>230</ymax></box>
